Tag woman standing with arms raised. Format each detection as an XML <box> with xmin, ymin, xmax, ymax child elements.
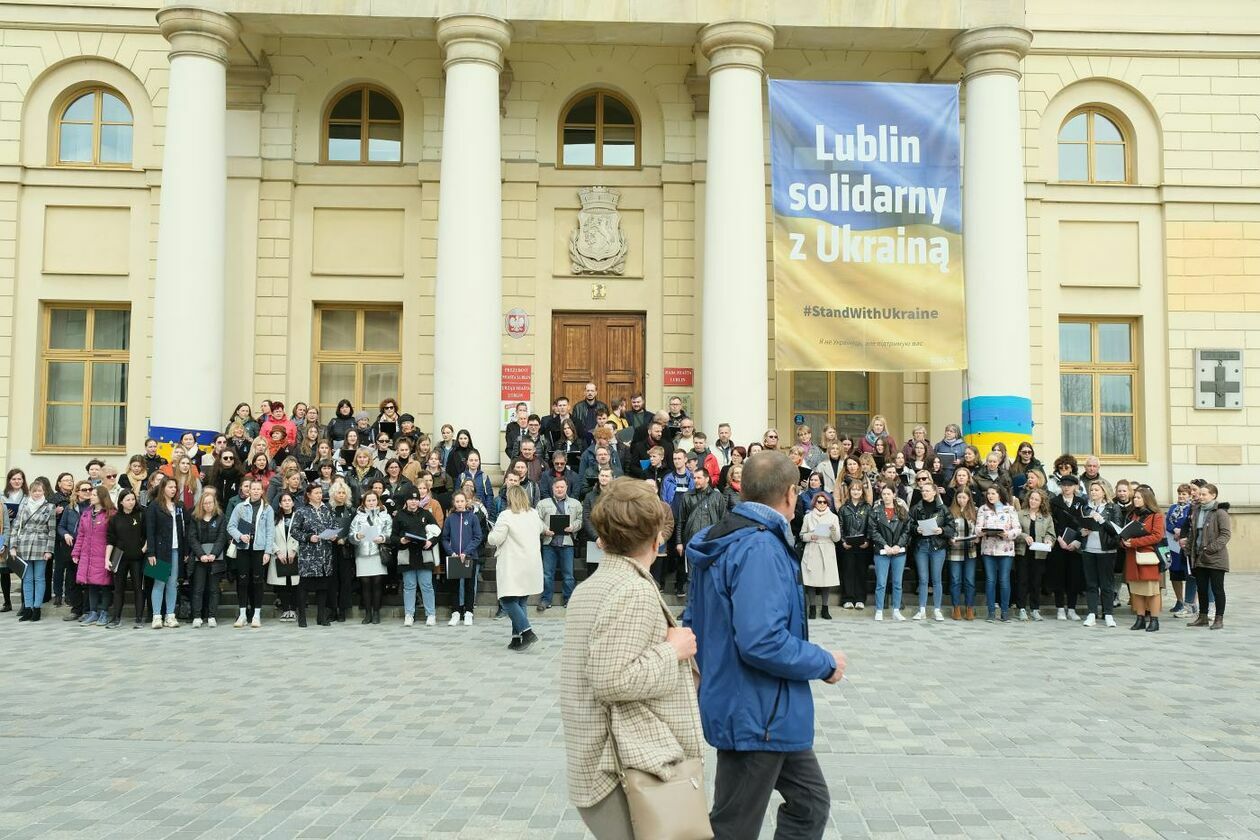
<box><xmin>488</xmin><ymin>484</ymin><xmax>546</xmax><ymax>650</ymax></box>
<box><xmin>561</xmin><ymin>477</ymin><xmax>704</xmax><ymax>839</ymax></box>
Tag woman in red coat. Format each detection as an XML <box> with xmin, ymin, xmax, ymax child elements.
<box><xmin>1122</xmin><ymin>484</ymin><xmax>1166</xmax><ymax>632</ymax></box>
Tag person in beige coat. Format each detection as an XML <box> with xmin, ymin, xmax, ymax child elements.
<box><xmin>561</xmin><ymin>477</ymin><xmax>705</xmax><ymax>840</ymax></box>
<box><xmin>486</xmin><ymin>484</ymin><xmax>545</xmax><ymax>651</ymax></box>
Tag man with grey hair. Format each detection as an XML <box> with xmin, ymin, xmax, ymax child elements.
<box><xmin>684</xmin><ymin>451</ymin><xmax>845</xmax><ymax>838</ymax></box>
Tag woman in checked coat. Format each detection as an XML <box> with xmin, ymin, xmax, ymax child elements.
<box><xmin>290</xmin><ymin>483</ymin><xmax>337</xmax><ymax>628</ymax></box>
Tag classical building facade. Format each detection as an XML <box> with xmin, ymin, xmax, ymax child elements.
<box><xmin>3</xmin><ymin>0</ymin><xmax>1258</xmax><ymax>558</ymax></box>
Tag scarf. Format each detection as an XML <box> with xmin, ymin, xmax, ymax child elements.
<box><xmin>864</xmin><ymin>430</ymin><xmax>880</xmax><ymax>447</ymax></box>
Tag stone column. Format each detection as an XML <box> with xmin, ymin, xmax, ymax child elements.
<box><xmin>952</xmin><ymin>26</ymin><xmax>1035</xmax><ymax>456</ymax></box>
<box><xmin>698</xmin><ymin>21</ymin><xmax>774</xmax><ymax>444</ymax></box>
<box><xmin>434</xmin><ymin>14</ymin><xmax>511</xmax><ymax>469</ymax></box>
<box><xmin>151</xmin><ymin>6</ymin><xmax>238</xmax><ymax>443</ymax></box>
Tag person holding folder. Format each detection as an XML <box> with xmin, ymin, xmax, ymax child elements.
<box><xmin>1015</xmin><ymin>489</ymin><xmax>1054</xmax><ymax>622</ymax></box>
<box><xmin>976</xmin><ymin>486</ymin><xmax>1021</xmax><ymax>623</ymax></box>
<box><xmin>1121</xmin><ymin>485</ymin><xmax>1166</xmax><ymax>632</ymax></box>
<box><xmin>908</xmin><ymin>480</ymin><xmax>954</xmax><ymax>622</ymax></box>
<box><xmin>535</xmin><ymin>478</ymin><xmax>582</xmax><ymax>612</ymax></box>
<box><xmin>227</xmin><ymin>479</ymin><xmax>275</xmax><ymax>628</ymax></box>
<box><xmin>392</xmin><ymin>489</ymin><xmax>441</xmax><ymax>626</ymax></box>
<box><xmin>144</xmin><ymin>476</ymin><xmax>188</xmax><ymax>629</ymax></box>
<box><xmin>1079</xmin><ymin>480</ymin><xmax>1124</xmax><ymax>628</ymax></box>
<box><xmin>350</xmin><ymin>490</ymin><xmax>393</xmax><ymax>625</ymax></box>
<box><xmin>291</xmin><ymin>483</ymin><xmax>337</xmax><ymax>627</ymax></box>
<box><xmin>440</xmin><ymin>491</ymin><xmax>482</xmax><ymax>625</ymax></box>
<box><xmin>1049</xmin><ymin>475</ymin><xmax>1088</xmax><ymax>621</ymax></box>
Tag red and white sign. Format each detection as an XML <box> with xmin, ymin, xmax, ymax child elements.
<box><xmin>663</xmin><ymin>367</ymin><xmax>694</xmax><ymax>387</ymax></box>
<box><xmin>501</xmin><ymin>364</ymin><xmax>532</xmax><ymax>401</ymax></box>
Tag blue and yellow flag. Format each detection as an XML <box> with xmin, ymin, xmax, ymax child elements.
<box><xmin>769</xmin><ymin>80</ymin><xmax>965</xmax><ymax>372</ymax></box>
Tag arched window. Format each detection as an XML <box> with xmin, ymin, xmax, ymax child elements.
<box><xmin>323</xmin><ymin>85</ymin><xmax>402</xmax><ymax>164</ymax></box>
<box><xmin>57</xmin><ymin>87</ymin><xmax>132</xmax><ymax>166</ymax></box>
<box><xmin>1058</xmin><ymin>107</ymin><xmax>1128</xmax><ymax>183</ymax></box>
<box><xmin>559</xmin><ymin>89</ymin><xmax>640</xmax><ymax>168</ymax></box>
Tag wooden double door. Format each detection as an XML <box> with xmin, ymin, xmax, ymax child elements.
<box><xmin>550</xmin><ymin>312</ymin><xmax>645</xmax><ymax>406</ymax></box>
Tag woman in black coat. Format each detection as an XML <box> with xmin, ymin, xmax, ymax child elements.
<box><xmin>867</xmin><ymin>484</ymin><xmax>912</xmax><ymax>621</ymax></box>
<box><xmin>107</xmin><ymin>489</ymin><xmax>148</xmax><ymax>627</ymax></box>
<box><xmin>144</xmin><ymin>476</ymin><xmax>189</xmax><ymax>628</ymax></box>
<box><xmin>187</xmin><ymin>488</ymin><xmax>229</xmax><ymax>627</ymax></box>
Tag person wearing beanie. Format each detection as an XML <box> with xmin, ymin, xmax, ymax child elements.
<box><xmin>259</xmin><ymin>401</ymin><xmax>297</xmax><ymax>447</ymax></box>
<box><xmin>353</xmin><ymin>410</ymin><xmax>375</xmax><ymax>444</ymax></box>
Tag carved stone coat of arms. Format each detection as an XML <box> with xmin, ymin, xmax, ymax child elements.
<box><xmin>569</xmin><ymin>186</ymin><xmax>629</xmax><ymax>275</ymax></box>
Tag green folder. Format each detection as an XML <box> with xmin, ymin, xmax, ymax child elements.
<box><xmin>143</xmin><ymin>558</ymin><xmax>172</xmax><ymax>582</ymax></box>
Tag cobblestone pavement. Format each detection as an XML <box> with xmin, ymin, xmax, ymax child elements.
<box><xmin>2</xmin><ymin>576</ymin><xmax>1257</xmax><ymax>839</ymax></box>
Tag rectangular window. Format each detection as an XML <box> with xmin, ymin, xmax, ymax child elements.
<box><xmin>41</xmin><ymin>304</ymin><xmax>130</xmax><ymax>450</ymax></box>
<box><xmin>790</xmin><ymin>371</ymin><xmax>872</xmax><ymax>441</ymax></box>
<box><xmin>1059</xmin><ymin>318</ymin><xmax>1140</xmax><ymax>460</ymax></box>
<box><xmin>313</xmin><ymin>305</ymin><xmax>402</xmax><ymax>419</ymax></box>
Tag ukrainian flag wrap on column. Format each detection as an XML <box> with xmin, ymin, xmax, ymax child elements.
<box><xmin>148</xmin><ymin>424</ymin><xmax>218</xmax><ymax>462</ymax></box>
<box><xmin>961</xmin><ymin>395</ymin><xmax>1034</xmax><ymax>459</ymax></box>
<box><xmin>768</xmin><ymin>80</ymin><xmax>965</xmax><ymax>371</ymax></box>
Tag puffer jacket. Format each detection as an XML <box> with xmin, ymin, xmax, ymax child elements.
<box><xmin>71</xmin><ymin>506</ymin><xmax>113</xmax><ymax>586</ymax></box>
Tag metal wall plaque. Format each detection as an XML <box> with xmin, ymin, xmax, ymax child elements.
<box><xmin>1195</xmin><ymin>349</ymin><xmax>1243</xmax><ymax>410</ymax></box>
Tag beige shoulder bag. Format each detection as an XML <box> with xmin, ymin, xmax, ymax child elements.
<box><xmin>609</xmin><ymin>730</ymin><xmax>712</xmax><ymax>840</ymax></box>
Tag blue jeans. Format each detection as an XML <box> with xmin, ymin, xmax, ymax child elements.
<box><xmin>983</xmin><ymin>555</ymin><xmax>1013</xmax><ymax>616</ymax></box>
<box><xmin>541</xmin><ymin>545</ymin><xmax>575</xmax><ymax>606</ymax></box>
<box><xmin>401</xmin><ymin>567</ymin><xmax>436</xmax><ymax>618</ymax></box>
<box><xmin>151</xmin><ymin>550</ymin><xmax>179</xmax><ymax>617</ymax></box>
<box><xmin>22</xmin><ymin>558</ymin><xmax>48</xmax><ymax>608</ymax></box>
<box><xmin>873</xmin><ymin>550</ymin><xmax>906</xmax><ymax>611</ymax></box>
<box><xmin>950</xmin><ymin>557</ymin><xmax>976</xmax><ymax>607</ymax></box>
<box><xmin>915</xmin><ymin>544</ymin><xmax>946</xmax><ymax>609</ymax></box>
<box><xmin>499</xmin><ymin>595</ymin><xmax>530</xmax><ymax>636</ymax></box>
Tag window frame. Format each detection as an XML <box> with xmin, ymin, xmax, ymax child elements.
<box><xmin>38</xmin><ymin>303</ymin><xmax>131</xmax><ymax>453</ymax></box>
<box><xmin>1057</xmin><ymin>105</ymin><xmax>1130</xmax><ymax>185</ymax></box>
<box><xmin>1058</xmin><ymin>316</ymin><xmax>1143</xmax><ymax>462</ymax></box>
<box><xmin>53</xmin><ymin>85</ymin><xmax>133</xmax><ymax>169</ymax></box>
<box><xmin>789</xmin><ymin>371</ymin><xmax>875</xmax><ymax>442</ymax></box>
<box><xmin>556</xmin><ymin>88</ymin><xmax>642</xmax><ymax>170</ymax></box>
<box><xmin>312</xmin><ymin>304</ymin><xmax>404</xmax><ymax>417</ymax></box>
<box><xmin>320</xmin><ymin>84</ymin><xmax>404</xmax><ymax>166</ymax></box>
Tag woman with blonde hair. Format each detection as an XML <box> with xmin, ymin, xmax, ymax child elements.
<box><xmin>948</xmin><ymin>481</ymin><xmax>979</xmax><ymax>620</ymax></box>
<box><xmin>1015</xmin><ymin>488</ymin><xmax>1053</xmax><ymax>622</ymax></box>
<box><xmin>488</xmin><ymin>484</ymin><xmax>546</xmax><ymax>649</ymax></box>
<box><xmin>187</xmin><ymin>487</ymin><xmax>227</xmax><ymax>628</ymax></box>
<box><xmin>1121</xmin><ymin>485</ymin><xmax>1166</xmax><ymax>632</ymax></box>
<box><xmin>858</xmin><ymin>414</ymin><xmax>897</xmax><ymax>456</ymax></box>
<box><xmin>561</xmin><ymin>477</ymin><xmax>704</xmax><ymax>839</ymax></box>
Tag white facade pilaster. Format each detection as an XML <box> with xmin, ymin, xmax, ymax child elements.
<box><xmin>434</xmin><ymin>14</ymin><xmax>511</xmax><ymax>468</ymax></box>
<box><xmin>151</xmin><ymin>6</ymin><xmax>238</xmax><ymax>439</ymax></box>
<box><xmin>698</xmin><ymin>21</ymin><xmax>774</xmax><ymax>444</ymax></box>
<box><xmin>952</xmin><ymin>25</ymin><xmax>1035</xmax><ymax>453</ymax></box>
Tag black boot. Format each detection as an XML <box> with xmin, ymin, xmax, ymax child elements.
<box><xmin>53</xmin><ymin>595</ymin><xmax>62</xmax><ymax>607</ymax></box>
<box><xmin>18</xmin><ymin>607</ymin><xmax>31</xmax><ymax>621</ymax></box>
<box><xmin>1130</xmin><ymin>614</ymin><xmax>1147</xmax><ymax>630</ymax></box>
<box><xmin>820</xmin><ymin>606</ymin><xmax>832</xmax><ymax>620</ymax></box>
<box><xmin>1145</xmin><ymin>616</ymin><xmax>1160</xmax><ymax>632</ymax></box>
<box><xmin>371</xmin><ymin>607</ymin><xmax>381</xmax><ymax>625</ymax></box>
<box><xmin>317</xmin><ymin>604</ymin><xmax>329</xmax><ymax>626</ymax></box>
<box><xmin>297</xmin><ymin>604</ymin><xmax>307</xmax><ymax>628</ymax></box>
<box><xmin>808</xmin><ymin>605</ymin><xmax>817</xmax><ymax>619</ymax></box>
<box><xmin>30</xmin><ymin>608</ymin><xmax>40</xmax><ymax>622</ymax></box>
<box><xmin>360</xmin><ymin>608</ymin><xmax>371</xmax><ymax>625</ymax></box>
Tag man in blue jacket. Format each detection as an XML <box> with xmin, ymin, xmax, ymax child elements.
<box><xmin>684</xmin><ymin>450</ymin><xmax>846</xmax><ymax>839</ymax></box>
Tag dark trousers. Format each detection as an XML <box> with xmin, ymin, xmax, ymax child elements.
<box><xmin>1</xmin><ymin>567</ymin><xmax>10</xmax><ymax>606</ymax></box>
<box><xmin>1018</xmin><ymin>552</ymin><xmax>1046</xmax><ymax>611</ymax></box>
<box><xmin>190</xmin><ymin>562</ymin><xmax>221</xmax><ymax>620</ymax></box>
<box><xmin>274</xmin><ymin>581</ymin><xmax>298</xmax><ymax>612</ymax></box>
<box><xmin>297</xmin><ymin>575</ymin><xmax>329</xmax><ymax>623</ymax></box>
<box><xmin>1049</xmin><ymin>547</ymin><xmax>1083</xmax><ymax>609</ymax></box>
<box><xmin>447</xmin><ymin>565</ymin><xmax>477</xmax><ymax>614</ymax></box>
<box><xmin>1194</xmin><ymin>567</ymin><xmax>1226</xmax><ymax>617</ymax></box>
<box><xmin>333</xmin><ymin>552</ymin><xmax>356</xmax><ymax>616</ymax></box>
<box><xmin>1081</xmin><ymin>551</ymin><xmax>1115</xmax><ymax>617</ymax></box>
<box><xmin>711</xmin><ymin>748</ymin><xmax>830</xmax><ymax>840</ymax></box>
<box><xmin>51</xmin><ymin>544</ymin><xmax>75</xmax><ymax>599</ymax></box>
<box><xmin>236</xmin><ymin>550</ymin><xmax>265</xmax><ymax>619</ymax></box>
<box><xmin>362</xmin><ymin>575</ymin><xmax>384</xmax><ymax>611</ymax></box>
<box><xmin>111</xmin><ymin>558</ymin><xmax>145</xmax><ymax>621</ymax></box>
<box><xmin>839</xmin><ymin>547</ymin><xmax>869</xmax><ymax>604</ymax></box>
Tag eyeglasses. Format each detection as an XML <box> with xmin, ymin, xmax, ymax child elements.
<box><xmin>77</xmin><ymin>488</ymin><xmax>92</xmax><ymax>494</ymax></box>
<box><xmin>385</xmin><ymin>405</ymin><xmax>397</xmax><ymax>410</ymax></box>
<box><xmin>766</xmin><ymin>434</ymin><xmax>779</xmax><ymax>439</ymax></box>
<box><xmin>105</xmin><ymin>474</ymin><xmax>118</xmax><ymax>479</ymax></box>
<box><xmin>221</xmin><ymin>457</ymin><xmax>235</xmax><ymax>462</ymax></box>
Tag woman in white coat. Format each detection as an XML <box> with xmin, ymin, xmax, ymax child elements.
<box><xmin>801</xmin><ymin>489</ymin><xmax>842</xmax><ymax>619</ymax></box>
<box><xmin>487</xmin><ymin>484</ymin><xmax>545</xmax><ymax>651</ymax></box>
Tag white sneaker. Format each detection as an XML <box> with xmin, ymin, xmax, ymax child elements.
<box><xmin>842</xmin><ymin>602</ymin><xmax>854</xmax><ymax>610</ymax></box>
<box><xmin>912</xmin><ymin>608</ymin><xmax>926</xmax><ymax>621</ymax></box>
<box><xmin>874</xmin><ymin>610</ymin><xmax>884</xmax><ymax>622</ymax></box>
<box><xmin>1082</xmin><ymin>613</ymin><xmax>1096</xmax><ymax>627</ymax></box>
<box><xmin>854</xmin><ymin>602</ymin><xmax>865</xmax><ymax>610</ymax></box>
<box><xmin>892</xmin><ymin>609</ymin><xmax>905</xmax><ymax>622</ymax></box>
<box><xmin>1066</xmin><ymin>609</ymin><xmax>1080</xmax><ymax>621</ymax></box>
<box><xmin>152</xmin><ymin>615</ymin><xmax>163</xmax><ymax>629</ymax></box>
<box><xmin>404</xmin><ymin>613</ymin><xmax>414</xmax><ymax>627</ymax></box>
<box><xmin>464</xmin><ymin>612</ymin><xmax>474</xmax><ymax>626</ymax></box>
<box><xmin>933</xmin><ymin>609</ymin><xmax>945</xmax><ymax>622</ymax></box>
<box><xmin>448</xmin><ymin>613</ymin><xmax>461</xmax><ymax>626</ymax></box>
<box><xmin>1104</xmin><ymin>615</ymin><xmax>1117</xmax><ymax>628</ymax></box>
<box><xmin>1017</xmin><ymin>608</ymin><xmax>1028</xmax><ymax>622</ymax></box>
<box><xmin>1056</xmin><ymin>608</ymin><xmax>1067</xmax><ymax>621</ymax></box>
<box><xmin>250</xmin><ymin>615</ymin><xmax>261</xmax><ymax>628</ymax></box>
<box><xmin>233</xmin><ymin>614</ymin><xmax>246</xmax><ymax>628</ymax></box>
<box><xmin>165</xmin><ymin>616</ymin><xmax>179</xmax><ymax>628</ymax></box>
<box><xmin>1031</xmin><ymin>610</ymin><xmax>1043</xmax><ymax>622</ymax></box>
<box><xmin>192</xmin><ymin>618</ymin><xmax>202</xmax><ymax>628</ymax></box>
<box><xmin>207</xmin><ymin>617</ymin><xmax>217</xmax><ymax>628</ymax></box>
<box><xmin>425</xmin><ymin>615</ymin><xmax>436</xmax><ymax>626</ymax></box>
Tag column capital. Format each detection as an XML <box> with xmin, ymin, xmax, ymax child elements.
<box><xmin>698</xmin><ymin>20</ymin><xmax>775</xmax><ymax>74</ymax></box>
<box><xmin>950</xmin><ymin>25</ymin><xmax>1032</xmax><ymax>81</ymax></box>
<box><xmin>436</xmin><ymin>14</ymin><xmax>511</xmax><ymax>71</ymax></box>
<box><xmin>157</xmin><ymin>5</ymin><xmax>240</xmax><ymax>65</ymax></box>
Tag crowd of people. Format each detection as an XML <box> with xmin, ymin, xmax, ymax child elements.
<box><xmin>0</xmin><ymin>387</ymin><xmax>1233</xmax><ymax>641</ymax></box>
